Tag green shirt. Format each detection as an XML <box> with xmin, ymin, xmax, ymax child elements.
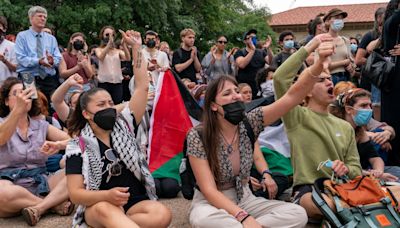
<box><xmin>273</xmin><ymin>47</ymin><xmax>362</xmax><ymax>187</ymax></box>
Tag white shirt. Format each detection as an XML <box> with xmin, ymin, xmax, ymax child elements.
<box><xmin>141</xmin><ymin>49</ymin><xmax>169</xmax><ymax>87</ymax></box>
<box><xmin>0</xmin><ymin>39</ymin><xmax>17</xmax><ymax>83</ymax></box>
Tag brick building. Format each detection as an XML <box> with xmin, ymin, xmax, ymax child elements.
<box><xmin>269</xmin><ymin>3</ymin><xmax>387</xmax><ymax>41</ymax></box>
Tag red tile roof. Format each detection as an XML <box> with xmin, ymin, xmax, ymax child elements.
<box><xmin>269</xmin><ymin>3</ymin><xmax>387</xmax><ymax>26</ymax></box>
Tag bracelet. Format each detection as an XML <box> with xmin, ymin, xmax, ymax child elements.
<box><xmin>240</xmin><ymin>214</ymin><xmax>251</xmax><ymax>223</ymax></box>
<box><xmin>307</xmin><ymin>68</ymin><xmax>320</xmax><ymax>78</ymax></box>
<box><xmin>262</xmin><ymin>169</ymin><xmax>272</xmax><ymax>178</ymax></box>
<box><xmin>234</xmin><ymin>210</ymin><xmax>248</xmax><ymax>222</ymax></box>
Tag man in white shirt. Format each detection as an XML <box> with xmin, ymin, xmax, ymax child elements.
<box><xmin>141</xmin><ymin>30</ymin><xmax>169</xmax><ymax>87</ymax></box>
<box><xmin>0</xmin><ymin>16</ymin><xmax>17</xmax><ymax>84</ymax></box>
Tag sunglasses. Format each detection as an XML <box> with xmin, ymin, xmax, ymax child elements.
<box><xmin>103</xmin><ymin>149</ymin><xmax>122</xmax><ymax>183</ymax></box>
<box><xmin>217</xmin><ymin>40</ymin><xmax>228</xmax><ymax>44</ymax></box>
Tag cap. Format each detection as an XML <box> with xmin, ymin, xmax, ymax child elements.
<box><xmin>323</xmin><ymin>8</ymin><xmax>348</xmax><ymax>22</ymax></box>
<box><xmin>242</xmin><ymin>29</ymin><xmax>257</xmax><ymax>41</ymax></box>
<box><xmin>145</xmin><ymin>30</ymin><xmax>158</xmax><ymax>37</ymax></box>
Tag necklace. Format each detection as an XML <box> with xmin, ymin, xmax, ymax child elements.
<box><xmin>220</xmin><ymin>127</ymin><xmax>239</xmax><ymax>154</ymax></box>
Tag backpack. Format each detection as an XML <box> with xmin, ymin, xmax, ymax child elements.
<box><xmin>180</xmin><ymin>119</ymin><xmax>256</xmax><ymax>200</ymax></box>
<box><xmin>312</xmin><ymin>176</ymin><xmax>400</xmax><ymax>228</ymax></box>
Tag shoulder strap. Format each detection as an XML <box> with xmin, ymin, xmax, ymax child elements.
<box><xmin>243</xmin><ymin>118</ymin><xmax>255</xmax><ymax>150</ymax></box>
<box><xmin>177</xmin><ymin>48</ymin><xmax>183</xmax><ymax>60</ymax></box>
<box><xmin>45</xmin><ymin>116</ymin><xmax>53</xmax><ymax>124</ymax></box>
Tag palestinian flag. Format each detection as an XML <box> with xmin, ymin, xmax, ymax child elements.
<box><xmin>148</xmin><ymin>70</ymin><xmax>202</xmax><ymax>182</ymax></box>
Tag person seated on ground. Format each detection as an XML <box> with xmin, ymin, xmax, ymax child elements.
<box><xmin>186</xmin><ymin>35</ymin><xmax>336</xmax><ymax>228</ymax></box>
<box><xmin>0</xmin><ymin>77</ymin><xmax>72</xmax><ymax>226</ymax></box>
<box><xmin>239</xmin><ymin>83</ymin><xmax>291</xmax><ymax>200</ymax></box>
<box><xmin>332</xmin><ymin>81</ymin><xmax>396</xmax><ymax>163</ymax></box>
<box><xmin>330</xmin><ymin>88</ymin><xmax>400</xmax><ymax>181</ymax></box>
<box><xmin>34</xmin><ymin>91</ymin><xmax>65</xmax><ymax>173</ymax></box>
<box><xmin>191</xmin><ymin>84</ymin><xmax>207</xmax><ymax>108</ymax></box>
<box><xmin>238</xmin><ymin>83</ymin><xmax>252</xmax><ymax>103</ymax></box>
<box><xmin>65</xmin><ymin>30</ymin><xmax>171</xmax><ymax>228</ymax></box>
<box><xmin>255</xmin><ymin>67</ymin><xmax>275</xmax><ymax>99</ymax></box>
<box><xmin>273</xmin><ymin>34</ymin><xmax>362</xmax><ymax>221</ymax></box>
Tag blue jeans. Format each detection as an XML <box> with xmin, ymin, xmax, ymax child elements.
<box><xmin>371</xmin><ymin>84</ymin><xmax>381</xmax><ymax>106</ymax></box>
<box><xmin>331</xmin><ymin>72</ymin><xmax>350</xmax><ymax>85</ymax></box>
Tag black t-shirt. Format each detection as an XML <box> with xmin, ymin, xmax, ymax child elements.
<box><xmin>357</xmin><ymin>140</ymin><xmax>379</xmax><ymax>169</ymax></box>
<box><xmin>270</xmin><ymin>51</ymin><xmax>305</xmax><ymax>73</ymax></box>
<box><xmin>359</xmin><ymin>31</ymin><xmax>376</xmax><ymax>50</ymax></box>
<box><xmin>172</xmin><ymin>48</ymin><xmax>200</xmax><ymax>82</ymax></box>
<box><xmin>234</xmin><ymin>48</ymin><xmax>266</xmax><ymax>84</ymax></box>
<box><xmin>66</xmin><ymin>138</ymin><xmax>148</xmax><ymax>209</ymax></box>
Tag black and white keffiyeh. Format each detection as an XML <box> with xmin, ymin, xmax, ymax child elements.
<box><xmin>66</xmin><ymin>115</ymin><xmax>157</xmax><ymax>228</ymax></box>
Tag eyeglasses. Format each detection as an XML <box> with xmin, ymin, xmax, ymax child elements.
<box><xmin>217</xmin><ymin>40</ymin><xmax>228</xmax><ymax>44</ymax></box>
<box><xmin>102</xmin><ymin>149</ymin><xmax>122</xmax><ymax>183</ymax></box>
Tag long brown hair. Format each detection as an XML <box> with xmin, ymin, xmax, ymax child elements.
<box><xmin>66</xmin><ymin>32</ymin><xmax>86</xmax><ymax>53</ymax></box>
<box><xmin>67</xmin><ymin>88</ymin><xmax>106</xmax><ymax>136</ymax></box>
<box><xmin>200</xmin><ymin>75</ymin><xmax>238</xmax><ymax>183</ymax></box>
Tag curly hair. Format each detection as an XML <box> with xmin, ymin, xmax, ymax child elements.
<box><xmin>0</xmin><ymin>77</ymin><xmax>41</xmax><ymax>118</ymax></box>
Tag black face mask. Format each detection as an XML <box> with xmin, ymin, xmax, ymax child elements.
<box><xmin>73</xmin><ymin>40</ymin><xmax>84</xmax><ymax>50</ymax></box>
<box><xmin>146</xmin><ymin>39</ymin><xmax>156</xmax><ymax>48</ymax></box>
<box><xmin>219</xmin><ymin>101</ymin><xmax>246</xmax><ymax>125</ymax></box>
<box><xmin>93</xmin><ymin>108</ymin><xmax>117</xmax><ymax>130</ymax></box>
<box><xmin>102</xmin><ymin>37</ymin><xmax>110</xmax><ymax>44</ymax></box>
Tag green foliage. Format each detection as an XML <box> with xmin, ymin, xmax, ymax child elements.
<box><xmin>1</xmin><ymin>0</ymin><xmax>276</xmax><ymax>55</ymax></box>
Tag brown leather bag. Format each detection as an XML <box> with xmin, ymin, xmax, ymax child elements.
<box><xmin>332</xmin><ymin>176</ymin><xmax>386</xmax><ymax>207</ymax></box>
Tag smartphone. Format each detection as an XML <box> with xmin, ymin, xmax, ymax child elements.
<box><xmin>21</xmin><ymin>72</ymin><xmax>38</xmax><ymax>99</ymax></box>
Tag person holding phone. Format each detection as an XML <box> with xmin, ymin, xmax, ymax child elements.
<box><xmin>141</xmin><ymin>30</ymin><xmax>169</xmax><ymax>87</ymax></box>
<box><xmin>234</xmin><ymin>29</ymin><xmax>270</xmax><ymax>99</ymax></box>
<box><xmin>0</xmin><ymin>77</ymin><xmax>72</xmax><ymax>226</ymax></box>
<box><xmin>66</xmin><ymin>30</ymin><xmax>171</xmax><ymax>228</ymax></box>
<box><xmin>95</xmin><ymin>26</ymin><xmax>130</xmax><ymax>104</ymax></box>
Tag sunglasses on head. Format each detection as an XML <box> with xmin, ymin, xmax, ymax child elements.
<box><xmin>103</xmin><ymin>149</ymin><xmax>122</xmax><ymax>183</ymax></box>
<box><xmin>217</xmin><ymin>40</ymin><xmax>228</xmax><ymax>44</ymax></box>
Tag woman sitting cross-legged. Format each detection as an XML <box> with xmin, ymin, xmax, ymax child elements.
<box><xmin>187</xmin><ymin>34</ymin><xmax>335</xmax><ymax>228</ymax></box>
<box><xmin>65</xmin><ymin>30</ymin><xmax>171</xmax><ymax>228</ymax></box>
<box><xmin>0</xmin><ymin>77</ymin><xmax>72</xmax><ymax>226</ymax></box>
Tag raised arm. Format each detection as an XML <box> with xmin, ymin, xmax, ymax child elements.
<box><xmin>51</xmin><ymin>74</ymin><xmax>84</xmax><ymax>122</ymax></box>
<box><xmin>121</xmin><ymin>30</ymin><xmax>148</xmax><ymax>125</ymax></box>
<box><xmin>264</xmin><ymin>34</ymin><xmax>334</xmax><ymax>126</ymax></box>
<box><xmin>0</xmin><ymin>88</ymin><xmax>34</xmax><ymax>146</ymax></box>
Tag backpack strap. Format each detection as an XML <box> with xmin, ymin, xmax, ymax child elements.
<box><xmin>243</xmin><ymin>118</ymin><xmax>255</xmax><ymax>151</ymax></box>
<box><xmin>382</xmin><ymin>197</ymin><xmax>400</xmax><ymax>225</ymax></box>
<box><xmin>45</xmin><ymin>116</ymin><xmax>53</xmax><ymax>125</ymax></box>
<box><xmin>312</xmin><ymin>181</ymin><xmax>344</xmax><ymax>228</ymax></box>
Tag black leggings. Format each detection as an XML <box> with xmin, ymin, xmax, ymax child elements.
<box><xmin>154</xmin><ymin>178</ymin><xmax>181</xmax><ymax>198</ymax></box>
<box><xmin>98</xmin><ymin>82</ymin><xmax>123</xmax><ymax>104</ymax></box>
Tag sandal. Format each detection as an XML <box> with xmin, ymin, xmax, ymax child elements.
<box><xmin>51</xmin><ymin>200</ymin><xmax>75</xmax><ymax>216</ymax></box>
<box><xmin>21</xmin><ymin>207</ymin><xmax>41</xmax><ymax>226</ymax></box>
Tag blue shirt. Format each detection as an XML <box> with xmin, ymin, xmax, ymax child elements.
<box><xmin>15</xmin><ymin>27</ymin><xmax>61</xmax><ymax>76</ymax></box>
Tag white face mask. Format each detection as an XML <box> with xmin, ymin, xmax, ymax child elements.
<box><xmin>331</xmin><ymin>19</ymin><xmax>344</xmax><ymax>32</ymax></box>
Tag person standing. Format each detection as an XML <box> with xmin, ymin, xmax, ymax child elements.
<box><xmin>0</xmin><ymin>16</ymin><xmax>17</xmax><ymax>84</ymax></box>
<box><xmin>14</xmin><ymin>6</ymin><xmax>62</xmax><ymax>104</ymax></box>
<box><xmin>234</xmin><ymin>29</ymin><xmax>269</xmax><ymax>99</ymax></box>
<box><xmin>95</xmin><ymin>26</ymin><xmax>130</xmax><ymax>104</ymax></box>
<box><xmin>172</xmin><ymin>28</ymin><xmax>201</xmax><ymax>83</ymax></box>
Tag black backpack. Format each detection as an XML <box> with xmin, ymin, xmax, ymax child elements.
<box><xmin>180</xmin><ymin>119</ymin><xmax>255</xmax><ymax>200</ymax></box>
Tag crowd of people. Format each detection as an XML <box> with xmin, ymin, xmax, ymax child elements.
<box><xmin>0</xmin><ymin>1</ymin><xmax>399</xmax><ymax>227</ymax></box>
